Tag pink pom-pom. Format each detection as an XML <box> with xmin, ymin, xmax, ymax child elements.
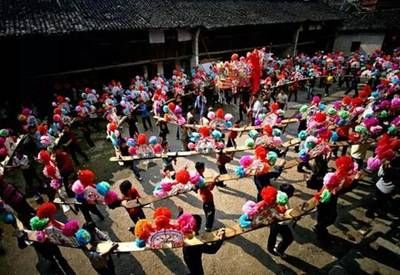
<box><xmin>153</xmin><ymin>189</ymin><xmax>167</xmax><ymax>198</ymax></box>
<box><xmin>188</xmin><ymin>142</ymin><xmax>196</xmax><ymax>150</ymax></box>
<box><xmin>363</xmin><ymin>117</ymin><xmax>379</xmax><ymax>129</ymax></box>
<box><xmin>312</xmin><ymin>96</ymin><xmax>321</xmax><ymax>105</ymax></box>
<box><xmin>0</xmin><ymin>137</ymin><xmax>5</xmax><ymax>146</ymax></box>
<box><xmin>367</xmin><ymin>157</ymin><xmax>381</xmax><ymax>171</ymax></box>
<box><xmin>189</xmin><ymin>172</ymin><xmax>200</xmax><ymax>184</ymax></box>
<box><xmin>50</xmin><ymin>179</ymin><xmax>62</xmax><ymax>190</ymax></box>
<box><xmin>354</xmin><ymin>107</ymin><xmax>365</xmax><ymax>115</ymax></box>
<box><xmin>207</xmin><ymin>112</ymin><xmax>216</xmax><ymax>120</ymax></box>
<box><xmin>153</xmin><ymin>144</ymin><xmax>163</xmax><ymax>154</ymax></box>
<box><xmin>128</xmin><ymin>146</ymin><xmax>137</xmax><ymax>156</ymax></box>
<box><xmin>104</xmin><ymin>191</ymin><xmax>119</xmax><ymax>205</ymax></box>
<box><xmin>177</xmin><ymin>213</ymin><xmax>197</xmax><ymax>234</ymax></box>
<box><xmin>160</xmin><ymin>181</ymin><xmax>173</xmax><ymax>191</ymax></box>
<box><xmin>174</xmin><ymin>106</ymin><xmax>182</xmax><ymax>114</ymax></box>
<box><xmin>323</xmin><ymin>172</ymin><xmax>339</xmax><ymax>189</ymax></box>
<box><xmin>36</xmin><ymin>231</ymin><xmax>46</xmax><ymax>243</ymax></box>
<box><xmin>272</xmin><ymin>136</ymin><xmax>282</xmax><ymax>146</ymax></box>
<box><xmin>0</xmin><ymin>147</ymin><xmax>8</xmax><ymax>157</ymax></box>
<box><xmin>177</xmin><ymin>117</ymin><xmax>186</xmax><ymax>126</ymax></box>
<box><xmin>239</xmin><ymin>155</ymin><xmax>254</xmax><ymax>168</ymax></box>
<box><xmin>215</xmin><ymin>141</ymin><xmax>225</xmax><ymax>149</ymax></box>
<box><xmin>72</xmin><ymin>180</ymin><xmax>85</xmax><ymax>194</ymax></box>
<box><xmin>242</xmin><ymin>200</ymin><xmax>258</xmax><ymax>217</ymax></box>
<box><xmin>391</xmin><ymin>97</ymin><xmax>400</xmax><ymax>109</ymax></box>
<box><xmin>62</xmin><ymin>220</ymin><xmax>80</xmax><ymax>237</ymax></box>
<box><xmin>224</xmin><ymin>113</ymin><xmax>233</xmax><ymax>121</ymax></box>
<box><xmin>370</xmin><ymin>125</ymin><xmax>383</xmax><ymax>134</ymax></box>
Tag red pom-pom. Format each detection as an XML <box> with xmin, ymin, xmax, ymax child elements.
<box><xmin>37</xmin><ymin>124</ymin><xmax>48</xmax><ymax>135</ymax></box>
<box><xmin>390</xmin><ymin>139</ymin><xmax>400</xmax><ymax>151</ymax></box>
<box><xmin>108</xmin><ymin>122</ymin><xmax>117</xmax><ymax>132</ymax></box>
<box><xmin>275</xmin><ymin>205</ymin><xmax>287</xmax><ymax>214</ymax></box>
<box><xmin>154</xmin><ymin>215</ymin><xmax>171</xmax><ymax>230</ymax></box>
<box><xmin>168</xmin><ymin>102</ymin><xmax>176</xmax><ymax>112</ymax></box>
<box><xmin>255</xmin><ymin>146</ymin><xmax>267</xmax><ymax>160</ymax></box>
<box><xmin>176</xmin><ymin>169</ymin><xmax>190</xmax><ymax>184</ymax></box>
<box><xmin>215</xmin><ymin>108</ymin><xmax>224</xmax><ymax>119</ymax></box>
<box><xmin>319</xmin><ymin>129</ymin><xmax>332</xmax><ymax>140</ymax></box>
<box><xmin>263</xmin><ymin>125</ymin><xmax>272</xmax><ymax>136</ymax></box>
<box><xmin>261</xmin><ymin>186</ymin><xmax>278</xmax><ymax>206</ymax></box>
<box><xmin>342</xmin><ymin>96</ymin><xmax>352</xmax><ymax>105</ymax></box>
<box><xmin>137</xmin><ymin>134</ymin><xmax>148</xmax><ymax>145</ymax></box>
<box><xmin>380</xmin><ymin>149</ymin><xmax>395</xmax><ymax>161</ymax></box>
<box><xmin>53</xmin><ymin>108</ymin><xmax>61</xmax><ymax>115</ymax></box>
<box><xmin>38</xmin><ymin>150</ymin><xmax>51</xmax><ymax>165</ymax></box>
<box><xmin>359</xmin><ymin>85</ymin><xmax>372</xmax><ymax>98</ymax></box>
<box><xmin>78</xmin><ymin>169</ymin><xmax>96</xmax><ymax>186</ymax></box>
<box><xmin>199</xmin><ymin>127</ymin><xmax>210</xmax><ymax>137</ymax></box>
<box><xmin>351</xmin><ymin>97</ymin><xmax>363</xmax><ymax>107</ymax></box>
<box><xmin>335</xmin><ymin>156</ymin><xmax>353</xmax><ymax>174</ymax></box>
<box><xmin>270</xmin><ymin>102</ymin><xmax>279</xmax><ymax>113</ymax></box>
<box><xmin>45</xmin><ymin>164</ymin><xmax>57</xmax><ymax>178</ymax></box>
<box><xmin>153</xmin><ymin>207</ymin><xmax>172</xmax><ymax>219</ymax></box>
<box><xmin>377</xmin><ymin>134</ymin><xmax>390</xmax><ymax>147</ymax></box>
<box><xmin>314</xmin><ymin>112</ymin><xmax>326</xmax><ymax>123</ymax></box>
<box><xmin>37</xmin><ymin>202</ymin><xmax>57</xmax><ymax>219</ymax></box>
<box><xmin>349</xmin><ymin>132</ymin><xmax>360</xmax><ymax>143</ymax></box>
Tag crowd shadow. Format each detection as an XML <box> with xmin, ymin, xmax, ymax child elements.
<box><xmin>229</xmin><ymin>235</ymin><xmax>297</xmax><ymax>274</ymax></box>
<box><xmin>152</xmin><ymin>249</ymin><xmax>187</xmax><ymax>274</ymax></box>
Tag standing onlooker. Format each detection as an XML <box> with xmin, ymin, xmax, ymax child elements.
<box><xmin>194</xmin><ymin>91</ymin><xmax>207</xmax><ymax>118</ymax></box>
<box><xmin>195</xmin><ymin>162</ymin><xmax>216</xmax><ymax>232</ymax></box>
<box><xmin>276</xmin><ymin>90</ymin><xmax>288</xmax><ymax>110</ymax></box>
<box><xmin>60</xmin><ymin>125</ymin><xmax>89</xmax><ymax>166</ymax></box>
<box><xmin>119</xmin><ymin>180</ymin><xmax>146</xmax><ymax>231</ymax></box>
<box><xmin>267</xmin><ymin>184</ymin><xmax>295</xmax><ymax>257</ymax></box>
<box><xmin>138</xmin><ymin>100</ymin><xmax>152</xmax><ymax>131</ymax></box>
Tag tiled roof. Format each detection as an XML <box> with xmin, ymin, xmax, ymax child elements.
<box><xmin>0</xmin><ymin>0</ymin><xmax>341</xmax><ymax>37</ymax></box>
<box><xmin>341</xmin><ymin>9</ymin><xmax>400</xmax><ymax>31</ymax></box>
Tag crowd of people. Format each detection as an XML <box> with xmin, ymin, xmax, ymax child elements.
<box><xmin>0</xmin><ymin>47</ymin><xmax>399</xmax><ymax>274</ymax></box>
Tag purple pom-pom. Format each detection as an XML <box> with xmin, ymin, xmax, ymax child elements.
<box><xmin>62</xmin><ymin>220</ymin><xmax>80</xmax><ymax>237</ymax></box>
<box><xmin>104</xmin><ymin>191</ymin><xmax>119</xmax><ymax>205</ymax></box>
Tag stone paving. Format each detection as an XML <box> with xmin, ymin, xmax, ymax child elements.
<box><xmin>1</xmin><ymin>85</ymin><xmax>399</xmax><ymax>275</ymax></box>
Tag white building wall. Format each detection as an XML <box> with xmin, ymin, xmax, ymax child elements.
<box><xmin>333</xmin><ymin>33</ymin><xmax>385</xmax><ymax>55</ymax></box>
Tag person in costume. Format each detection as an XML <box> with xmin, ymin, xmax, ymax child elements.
<box><xmin>226</xmin><ymin>121</ymin><xmax>239</xmax><ymax>148</ymax></box>
<box><xmin>0</xmin><ymin>176</ymin><xmax>35</xmax><ymax>227</ymax></box>
<box><xmin>194</xmin><ymin>91</ymin><xmax>207</xmax><ymax>118</ymax></box>
<box><xmin>9</xmin><ymin>148</ymin><xmax>41</xmax><ymax>196</ymax></box>
<box><xmin>119</xmin><ymin>180</ymin><xmax>146</xmax><ymax>231</ymax></box>
<box><xmin>126</xmin><ymin>111</ymin><xmax>139</xmax><ymax>138</ymax></box>
<box><xmin>267</xmin><ymin>184</ymin><xmax>295</xmax><ymax>258</ymax></box>
<box><xmin>195</xmin><ymin>162</ymin><xmax>216</xmax><ymax>232</ymax></box>
<box><xmin>215</xmin><ymin>151</ymin><xmax>232</xmax><ymax>188</ymax></box>
<box><xmin>60</xmin><ymin>125</ymin><xmax>89</xmax><ymax>165</ymax></box>
<box><xmin>77</xmin><ymin>118</ymin><xmax>95</xmax><ymax>148</ymax></box>
<box><xmin>54</xmin><ymin>145</ymin><xmax>75</xmax><ymax>197</ymax></box>
<box><xmin>138</xmin><ymin>100</ymin><xmax>152</xmax><ymax>131</ymax></box>
<box><xmin>276</xmin><ymin>89</ymin><xmax>288</xmax><ymax>110</ymax></box>
<box><xmin>83</xmin><ymin>221</ymin><xmax>115</xmax><ymax>275</ymax></box>
<box><xmin>182</xmin><ymin>214</ymin><xmax>225</xmax><ymax>275</ymax></box>
<box><xmin>366</xmin><ymin>157</ymin><xmax>400</xmax><ymax>218</ymax></box>
<box><xmin>254</xmin><ymin>162</ymin><xmax>284</xmax><ymax>202</ymax></box>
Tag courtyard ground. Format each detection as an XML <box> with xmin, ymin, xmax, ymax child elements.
<box><xmin>1</xmin><ymin>86</ymin><xmax>399</xmax><ymax>275</ymax></box>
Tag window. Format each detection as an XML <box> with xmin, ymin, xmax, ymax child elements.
<box><xmin>350</xmin><ymin>41</ymin><xmax>361</xmax><ymax>52</ymax></box>
<box><xmin>149</xmin><ymin>30</ymin><xmax>165</xmax><ymax>44</ymax></box>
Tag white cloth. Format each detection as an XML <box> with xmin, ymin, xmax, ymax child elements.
<box><xmin>252</xmin><ymin>100</ymin><xmax>262</xmax><ymax>118</ymax></box>
<box><xmin>376</xmin><ymin>166</ymin><xmax>395</xmax><ymax>194</ymax></box>
<box><xmin>12</xmin><ymin>155</ymin><xmax>30</xmax><ymax>169</ymax></box>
